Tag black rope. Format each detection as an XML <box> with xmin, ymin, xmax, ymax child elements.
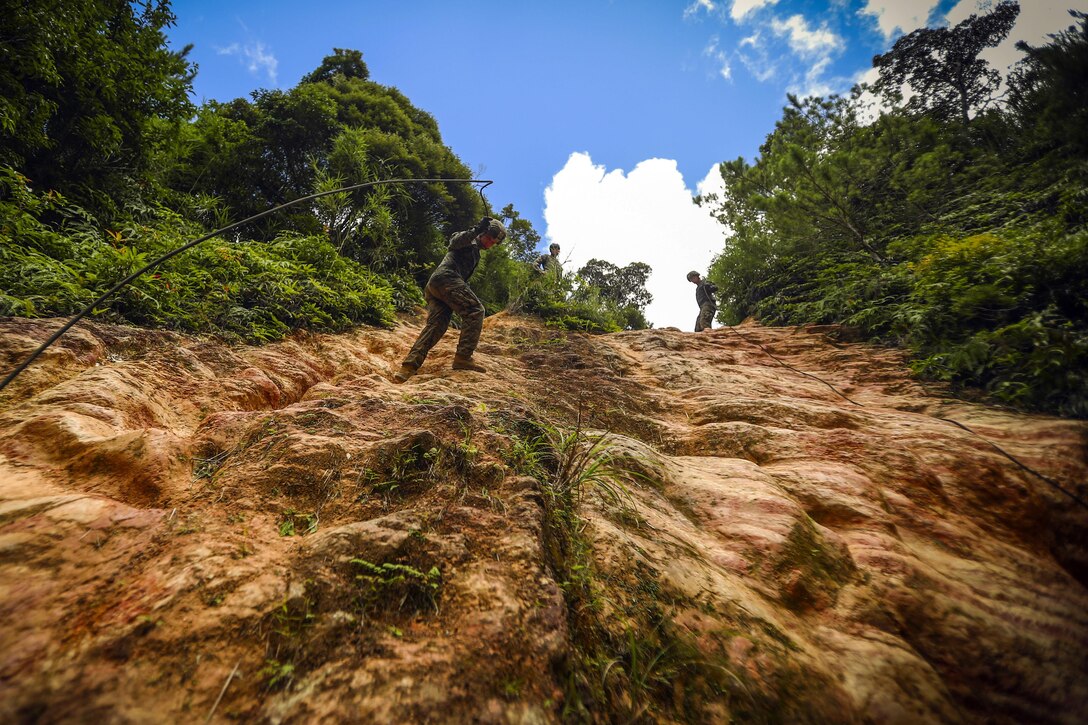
<box><xmin>715</xmin><ymin>322</ymin><xmax>1088</xmax><ymax>512</ymax></box>
<box><xmin>720</xmin><ymin>323</ymin><xmax>866</xmax><ymax>407</ymax></box>
<box><xmin>477</xmin><ymin>179</ymin><xmax>492</xmax><ymax>206</ymax></box>
<box><xmin>932</xmin><ymin>413</ymin><xmax>1088</xmax><ymax>510</ymax></box>
<box><xmin>0</xmin><ymin>177</ymin><xmax>493</xmax><ymax>393</ymax></box>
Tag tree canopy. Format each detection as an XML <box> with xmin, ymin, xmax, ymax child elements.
<box><xmin>576</xmin><ymin>259</ymin><xmax>653</xmax><ymax>312</ymax></box>
<box><xmin>701</xmin><ymin>1</ymin><xmax>1088</xmax><ymax>417</ymax></box>
<box><xmin>1</xmin><ymin>6</ymin><xmax>652</xmax><ymax>353</ymax></box>
<box><xmin>0</xmin><ymin>0</ymin><xmax>195</xmax><ymax>215</ymax></box>
<box><xmin>872</xmin><ymin>1</ymin><xmax>1019</xmax><ymax>126</ymax></box>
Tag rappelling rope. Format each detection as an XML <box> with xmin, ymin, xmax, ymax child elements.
<box><xmin>0</xmin><ymin>178</ymin><xmax>494</xmax><ymax>394</ymax></box>
<box><xmin>716</xmin><ymin>322</ymin><xmax>1088</xmax><ymax>512</ymax></box>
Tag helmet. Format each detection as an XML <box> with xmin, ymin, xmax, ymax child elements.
<box><xmin>486</xmin><ymin>219</ymin><xmax>507</xmax><ymax>242</ymax></box>
<box><xmin>686</xmin><ymin>270</ymin><xmax>700</xmax><ymax>281</ymax></box>
<box><xmin>549</xmin><ymin>242</ymin><xmax>560</xmax><ymax>252</ymax></box>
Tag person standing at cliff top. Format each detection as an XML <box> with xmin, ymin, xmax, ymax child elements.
<box><xmin>394</xmin><ymin>217</ymin><xmax>507</xmax><ymax>383</ymax></box>
<box><xmin>687</xmin><ymin>270</ymin><xmax>717</xmax><ymax>332</ymax></box>
<box><xmin>534</xmin><ymin>242</ymin><xmax>563</xmax><ymax>277</ymax></box>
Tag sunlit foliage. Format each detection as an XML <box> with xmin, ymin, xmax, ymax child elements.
<box><xmin>700</xmin><ymin>4</ymin><xmax>1088</xmax><ymax>416</ymax></box>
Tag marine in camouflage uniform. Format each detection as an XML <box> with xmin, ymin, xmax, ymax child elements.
<box><xmin>395</xmin><ymin>217</ymin><xmax>507</xmax><ymax>382</ymax></box>
<box><xmin>687</xmin><ymin>270</ymin><xmax>717</xmax><ymax>332</ymax></box>
<box><xmin>534</xmin><ymin>243</ymin><xmax>563</xmax><ymax>278</ymax></box>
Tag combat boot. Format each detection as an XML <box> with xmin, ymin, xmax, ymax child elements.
<box><xmin>451</xmin><ymin>355</ymin><xmax>486</xmax><ymax>373</ymax></box>
<box><xmin>393</xmin><ymin>363</ymin><xmax>418</xmax><ymax>383</ymax></box>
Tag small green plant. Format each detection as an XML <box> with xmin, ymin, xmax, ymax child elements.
<box><xmin>370</xmin><ymin>479</ymin><xmax>399</xmax><ymax>497</ymax></box>
<box><xmin>192</xmin><ymin>449</ymin><xmax>230</xmax><ymax>480</ymax></box>
<box><xmin>501</xmin><ymin>430</ymin><xmax>547</xmax><ymax>477</ymax></box>
<box><xmin>269</xmin><ymin>594</ymin><xmax>316</xmax><ymax>641</ymax></box>
<box><xmin>278</xmin><ymin>509</ymin><xmax>318</xmax><ymax>537</ymax></box>
<box><xmin>451</xmin><ymin>425</ymin><xmax>478</xmax><ymax>474</ymax></box>
<box><xmin>597</xmin><ymin>623</ymin><xmax>749</xmax><ymax>721</ymax></box>
<box><xmin>502</xmin><ymin>678</ymin><xmax>523</xmax><ymax>699</ymax></box>
<box><xmin>541</xmin><ymin>415</ymin><xmax>631</xmax><ymax>508</ymax></box>
<box><xmin>259</xmin><ymin>591</ymin><xmax>316</xmax><ymax>692</ymax></box>
<box><xmin>388</xmin><ymin>445</ymin><xmax>440</xmax><ymax>483</ymax></box>
<box><xmin>358</xmin><ymin>443</ymin><xmax>442</xmax><ymax>502</ymax></box>
<box><xmin>350</xmin><ymin>558</ymin><xmax>442</xmax><ymax>614</ymax></box>
<box><xmin>259</xmin><ymin>659</ymin><xmax>296</xmax><ymax>690</ymax></box>
<box><xmin>602</xmin><ymin>627</ymin><xmax>674</xmax><ymax>718</ymax></box>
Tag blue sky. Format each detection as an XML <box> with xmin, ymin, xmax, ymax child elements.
<box><xmin>167</xmin><ymin>0</ymin><xmax>1085</xmax><ymax>328</ymax></box>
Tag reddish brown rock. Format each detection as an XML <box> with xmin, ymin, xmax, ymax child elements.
<box><xmin>0</xmin><ymin>315</ymin><xmax>1085</xmax><ymax>723</ymax></box>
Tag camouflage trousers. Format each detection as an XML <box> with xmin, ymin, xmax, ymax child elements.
<box><xmin>695</xmin><ymin>302</ymin><xmax>716</xmax><ymax>332</ymax></box>
<box><xmin>401</xmin><ymin>273</ymin><xmax>485</xmax><ymax>369</ymax></box>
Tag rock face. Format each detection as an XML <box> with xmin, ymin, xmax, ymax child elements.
<box><xmin>0</xmin><ymin>314</ymin><xmax>1085</xmax><ymax>723</ymax></box>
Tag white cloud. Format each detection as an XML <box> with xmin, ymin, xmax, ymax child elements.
<box><xmin>859</xmin><ymin>0</ymin><xmax>941</xmax><ymax>39</ymax></box>
<box><xmin>684</xmin><ymin>0</ymin><xmax>717</xmax><ymax>19</ymax></box>
<box><xmin>731</xmin><ymin>0</ymin><xmax>779</xmax><ymax>22</ymax></box>
<box><xmin>724</xmin><ymin>11</ymin><xmax>843</xmax><ymax>92</ymax></box>
<box><xmin>217</xmin><ymin>41</ymin><xmax>279</xmax><ymax>84</ymax></box>
<box><xmin>544</xmin><ymin>153</ymin><xmax>727</xmax><ymax>331</ymax></box>
<box><xmin>770</xmin><ymin>14</ymin><xmax>842</xmax><ymax>56</ymax></box>
<box><xmin>703</xmin><ymin>35</ymin><xmax>733</xmax><ymax>80</ymax></box>
<box><xmin>793</xmin><ymin>56</ymin><xmax>835</xmax><ymax>98</ymax></box>
<box><xmin>855</xmin><ymin>65</ymin><xmax>881</xmax><ymax>86</ymax></box>
<box><xmin>852</xmin><ymin>66</ymin><xmax>887</xmax><ymax>123</ymax></box>
<box><xmin>736</xmin><ymin>33</ymin><xmax>778</xmax><ymax>81</ymax></box>
<box><xmin>735</xmin><ymin>14</ymin><xmax>840</xmax><ymax>96</ymax></box>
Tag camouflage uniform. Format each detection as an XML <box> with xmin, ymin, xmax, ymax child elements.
<box><xmin>401</xmin><ymin>229</ymin><xmax>487</xmax><ymax>370</ymax></box>
<box><xmin>535</xmin><ymin>252</ymin><xmax>563</xmax><ymax>278</ymax></box>
<box><xmin>694</xmin><ymin>280</ymin><xmax>718</xmax><ymax>332</ymax></box>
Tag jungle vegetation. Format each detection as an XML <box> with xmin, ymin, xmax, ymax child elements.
<box><xmin>699</xmin><ymin>2</ymin><xmax>1088</xmax><ymax>417</ymax></box>
<box><xmin>0</xmin><ymin>1</ymin><xmax>649</xmax><ymax>345</ymax></box>
<box><xmin>2</xmin><ymin>1</ymin><xmax>1085</xmax><ymax>417</ymax></box>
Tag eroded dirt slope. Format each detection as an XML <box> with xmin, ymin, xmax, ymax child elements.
<box><xmin>0</xmin><ymin>314</ymin><xmax>1085</xmax><ymax>723</ymax></box>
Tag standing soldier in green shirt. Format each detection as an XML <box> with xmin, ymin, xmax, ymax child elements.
<box><xmin>687</xmin><ymin>270</ymin><xmax>717</xmax><ymax>332</ymax></box>
<box><xmin>394</xmin><ymin>217</ymin><xmax>507</xmax><ymax>383</ymax></box>
<box><xmin>534</xmin><ymin>243</ymin><xmax>563</xmax><ymax>278</ymax></box>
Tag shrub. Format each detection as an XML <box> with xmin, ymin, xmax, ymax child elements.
<box><xmin>0</xmin><ymin>167</ymin><xmax>397</xmax><ymax>341</ymax></box>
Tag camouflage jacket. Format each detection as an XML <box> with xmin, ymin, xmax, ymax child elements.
<box><xmin>431</xmin><ymin>229</ymin><xmax>482</xmax><ymax>282</ymax></box>
<box><xmin>695</xmin><ymin>280</ymin><xmax>718</xmax><ymax>307</ymax></box>
<box><xmin>535</xmin><ymin>253</ymin><xmax>563</xmax><ymax>276</ymax></box>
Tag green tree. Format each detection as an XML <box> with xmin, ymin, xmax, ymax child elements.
<box><xmin>700</xmin><ymin>5</ymin><xmax>1088</xmax><ymax>417</ymax></box>
<box><xmin>163</xmin><ymin>51</ymin><xmax>483</xmax><ymax>268</ymax></box>
<box><xmin>1008</xmin><ymin>11</ymin><xmax>1088</xmax><ymax>158</ymax></box>
<box><xmin>576</xmin><ymin>259</ymin><xmax>653</xmax><ymax>312</ymax></box>
<box><xmin>0</xmin><ymin>0</ymin><xmax>194</xmax><ymax>213</ymax></box>
<box><xmin>300</xmin><ymin>47</ymin><xmax>370</xmax><ymax>84</ymax></box>
<box><xmin>714</xmin><ymin>94</ymin><xmax>884</xmax><ymax>264</ymax></box>
<box><xmin>498</xmin><ymin>203</ymin><xmax>542</xmax><ymax>263</ymax></box>
<box><xmin>572</xmin><ymin>259</ymin><xmax>653</xmax><ymax>329</ymax></box>
<box><xmin>872</xmin><ymin>1</ymin><xmax>1020</xmax><ymax>126</ymax></box>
